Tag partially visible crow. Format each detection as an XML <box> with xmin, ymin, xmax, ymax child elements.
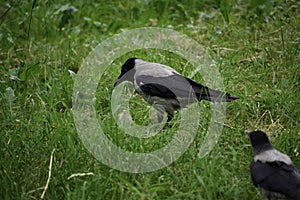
<box><xmin>248</xmin><ymin>130</ymin><xmax>300</xmax><ymax>200</ymax></box>
<box><xmin>114</xmin><ymin>58</ymin><xmax>239</xmax><ymax>122</ymax></box>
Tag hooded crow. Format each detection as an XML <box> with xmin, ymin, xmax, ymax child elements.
<box><xmin>114</xmin><ymin>58</ymin><xmax>239</xmax><ymax>122</ymax></box>
<box><xmin>248</xmin><ymin>130</ymin><xmax>300</xmax><ymax>200</ymax></box>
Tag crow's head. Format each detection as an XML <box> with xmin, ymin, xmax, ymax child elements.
<box><xmin>114</xmin><ymin>57</ymin><xmax>137</xmax><ymax>87</ymax></box>
<box><xmin>120</xmin><ymin>57</ymin><xmax>137</xmax><ymax>75</ymax></box>
<box><xmin>248</xmin><ymin>130</ymin><xmax>273</xmax><ymax>153</ymax></box>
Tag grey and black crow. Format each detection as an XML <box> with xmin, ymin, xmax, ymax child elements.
<box><xmin>248</xmin><ymin>130</ymin><xmax>300</xmax><ymax>200</ymax></box>
<box><xmin>114</xmin><ymin>58</ymin><xmax>239</xmax><ymax>122</ymax></box>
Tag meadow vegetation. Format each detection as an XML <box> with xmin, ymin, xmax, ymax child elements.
<box><xmin>0</xmin><ymin>0</ymin><xmax>299</xmax><ymax>199</ymax></box>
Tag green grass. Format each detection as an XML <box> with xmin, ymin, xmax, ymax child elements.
<box><xmin>0</xmin><ymin>0</ymin><xmax>299</xmax><ymax>199</ymax></box>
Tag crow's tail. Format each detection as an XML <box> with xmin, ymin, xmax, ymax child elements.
<box><xmin>185</xmin><ymin>77</ymin><xmax>239</xmax><ymax>102</ymax></box>
<box><xmin>198</xmin><ymin>87</ymin><xmax>239</xmax><ymax>102</ymax></box>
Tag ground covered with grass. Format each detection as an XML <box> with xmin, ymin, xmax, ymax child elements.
<box><xmin>0</xmin><ymin>0</ymin><xmax>299</xmax><ymax>199</ymax></box>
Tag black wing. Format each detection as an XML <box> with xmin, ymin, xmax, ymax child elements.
<box><xmin>135</xmin><ymin>74</ymin><xmax>198</xmax><ymax>99</ymax></box>
<box><xmin>136</xmin><ymin>74</ymin><xmax>239</xmax><ymax>102</ymax></box>
<box><xmin>250</xmin><ymin>160</ymin><xmax>300</xmax><ymax>199</ymax></box>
